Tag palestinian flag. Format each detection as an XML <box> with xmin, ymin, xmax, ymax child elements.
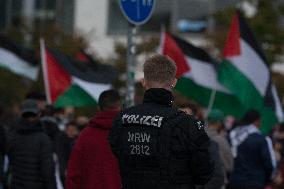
<box><xmin>0</xmin><ymin>35</ymin><xmax>39</xmax><ymax>80</ymax></box>
<box><xmin>76</xmin><ymin>50</ymin><xmax>90</xmax><ymax>62</ymax></box>
<box><xmin>41</xmin><ymin>45</ymin><xmax>117</xmax><ymax>107</ymax></box>
<box><xmin>160</xmin><ymin>32</ymin><xmax>245</xmax><ymax>117</ymax></box>
<box><xmin>218</xmin><ymin>12</ymin><xmax>283</xmax><ymax>133</ymax></box>
<box><xmin>75</xmin><ymin>49</ymin><xmax>99</xmax><ymax>64</ymax></box>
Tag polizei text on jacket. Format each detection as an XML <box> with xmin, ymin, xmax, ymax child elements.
<box><xmin>122</xmin><ymin>114</ymin><xmax>164</xmax><ymax>128</ymax></box>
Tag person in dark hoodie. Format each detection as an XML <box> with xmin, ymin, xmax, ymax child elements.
<box><xmin>65</xmin><ymin>89</ymin><xmax>122</xmax><ymax>189</ymax></box>
<box><xmin>228</xmin><ymin>109</ymin><xmax>276</xmax><ymax>189</ymax></box>
<box><xmin>7</xmin><ymin>99</ymin><xmax>56</xmax><ymax>189</ymax></box>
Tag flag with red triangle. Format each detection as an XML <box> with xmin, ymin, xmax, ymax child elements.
<box><xmin>41</xmin><ymin>46</ymin><xmax>118</xmax><ymax>107</ymax></box>
<box><xmin>75</xmin><ymin>50</ymin><xmax>100</xmax><ymax>64</ymax></box>
<box><xmin>160</xmin><ymin>32</ymin><xmax>245</xmax><ymax>117</ymax></box>
<box><xmin>218</xmin><ymin>11</ymin><xmax>283</xmax><ymax>133</ymax></box>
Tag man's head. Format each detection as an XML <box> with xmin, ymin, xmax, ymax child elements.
<box><xmin>142</xmin><ymin>54</ymin><xmax>177</xmax><ymax>90</ymax></box>
<box><xmin>207</xmin><ymin>109</ymin><xmax>224</xmax><ymax>128</ymax></box>
<box><xmin>98</xmin><ymin>89</ymin><xmax>121</xmax><ymax>111</ymax></box>
<box><xmin>241</xmin><ymin>109</ymin><xmax>261</xmax><ymax>127</ymax></box>
<box><xmin>76</xmin><ymin>116</ymin><xmax>89</xmax><ymax>131</ymax></box>
<box><xmin>65</xmin><ymin>121</ymin><xmax>79</xmax><ymax>139</ymax></box>
<box><xmin>21</xmin><ymin>99</ymin><xmax>40</xmax><ymax>122</ymax></box>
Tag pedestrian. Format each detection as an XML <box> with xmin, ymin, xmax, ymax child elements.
<box><xmin>6</xmin><ymin>99</ymin><xmax>56</xmax><ymax>189</ymax></box>
<box><xmin>109</xmin><ymin>54</ymin><xmax>214</xmax><ymax>189</ymax></box>
<box><xmin>57</xmin><ymin>121</ymin><xmax>79</xmax><ymax>185</ymax></box>
<box><xmin>180</xmin><ymin>105</ymin><xmax>225</xmax><ymax>189</ymax></box>
<box><xmin>206</xmin><ymin>109</ymin><xmax>233</xmax><ymax>189</ymax></box>
<box><xmin>66</xmin><ymin>89</ymin><xmax>122</xmax><ymax>189</ymax></box>
<box><xmin>41</xmin><ymin>105</ymin><xmax>60</xmax><ymax>152</ymax></box>
<box><xmin>228</xmin><ymin>109</ymin><xmax>276</xmax><ymax>189</ymax></box>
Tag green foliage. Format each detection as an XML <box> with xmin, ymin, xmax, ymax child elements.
<box><xmin>136</xmin><ymin>37</ymin><xmax>159</xmax><ymax>54</ymax></box>
<box><xmin>0</xmin><ymin>22</ymin><xmax>89</xmax><ymax>112</ymax></box>
<box><xmin>32</xmin><ymin>24</ymin><xmax>88</xmax><ymax>56</ymax></box>
<box><xmin>213</xmin><ymin>7</ymin><xmax>236</xmax><ymax>27</ymax></box>
<box><xmin>111</xmin><ymin>42</ymin><xmax>127</xmax><ymax>90</ymax></box>
<box><xmin>0</xmin><ymin>68</ymin><xmax>31</xmax><ymax>109</ymax></box>
<box><xmin>248</xmin><ymin>0</ymin><xmax>284</xmax><ymax>64</ymax></box>
<box><xmin>272</xmin><ymin>72</ymin><xmax>284</xmax><ymax>101</ymax></box>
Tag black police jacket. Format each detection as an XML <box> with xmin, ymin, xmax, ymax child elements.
<box><xmin>109</xmin><ymin>88</ymin><xmax>214</xmax><ymax>189</ymax></box>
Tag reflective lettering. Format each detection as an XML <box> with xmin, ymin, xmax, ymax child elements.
<box><xmin>158</xmin><ymin>117</ymin><xmax>163</xmax><ymax>127</ymax></box>
<box><xmin>141</xmin><ymin>133</ymin><xmax>150</xmax><ymax>143</ymax></box>
<box><xmin>132</xmin><ymin>115</ymin><xmax>139</xmax><ymax>124</ymax></box>
<box><xmin>127</xmin><ymin>132</ymin><xmax>151</xmax><ymax>143</ymax></box>
<box><xmin>135</xmin><ymin>133</ymin><xmax>141</xmax><ymax>142</ymax></box>
<box><xmin>140</xmin><ymin>116</ymin><xmax>146</xmax><ymax>124</ymax></box>
<box><xmin>130</xmin><ymin>145</ymin><xmax>135</xmax><ymax>155</ymax></box>
<box><xmin>122</xmin><ymin>114</ymin><xmax>129</xmax><ymax>124</ymax></box>
<box><xmin>150</xmin><ymin>116</ymin><xmax>158</xmax><ymax>127</ymax></box>
<box><xmin>127</xmin><ymin>115</ymin><xmax>134</xmax><ymax>123</ymax></box>
<box><xmin>127</xmin><ymin>132</ymin><xmax>134</xmax><ymax>142</ymax></box>
<box><xmin>130</xmin><ymin>144</ymin><xmax>150</xmax><ymax>156</ymax></box>
<box><xmin>122</xmin><ymin>114</ymin><xmax>163</xmax><ymax>128</ymax></box>
<box><xmin>143</xmin><ymin>116</ymin><xmax>151</xmax><ymax>125</ymax></box>
<box><xmin>144</xmin><ymin>145</ymin><xmax>150</xmax><ymax>155</ymax></box>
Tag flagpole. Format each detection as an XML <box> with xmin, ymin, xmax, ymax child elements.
<box><xmin>40</xmin><ymin>38</ymin><xmax>51</xmax><ymax>104</ymax></box>
<box><xmin>207</xmin><ymin>89</ymin><xmax>217</xmax><ymax>118</ymax></box>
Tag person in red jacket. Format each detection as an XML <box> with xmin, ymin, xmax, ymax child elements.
<box><xmin>65</xmin><ymin>89</ymin><xmax>122</xmax><ymax>189</ymax></box>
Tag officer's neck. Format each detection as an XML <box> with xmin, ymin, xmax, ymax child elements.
<box><xmin>144</xmin><ymin>83</ymin><xmax>173</xmax><ymax>92</ymax></box>
<box><xmin>146</xmin><ymin>86</ymin><xmax>172</xmax><ymax>92</ymax></box>
<box><xmin>143</xmin><ymin>88</ymin><xmax>174</xmax><ymax>106</ymax></box>
<box><xmin>142</xmin><ymin>78</ymin><xmax>176</xmax><ymax>92</ymax></box>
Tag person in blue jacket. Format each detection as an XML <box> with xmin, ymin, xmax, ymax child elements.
<box><xmin>228</xmin><ymin>109</ymin><xmax>276</xmax><ymax>189</ymax></box>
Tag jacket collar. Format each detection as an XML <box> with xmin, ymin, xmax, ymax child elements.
<box><xmin>143</xmin><ymin>88</ymin><xmax>174</xmax><ymax>107</ymax></box>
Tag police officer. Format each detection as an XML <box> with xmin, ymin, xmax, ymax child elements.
<box><xmin>109</xmin><ymin>54</ymin><xmax>214</xmax><ymax>189</ymax></box>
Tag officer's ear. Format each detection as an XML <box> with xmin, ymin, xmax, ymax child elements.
<box><xmin>171</xmin><ymin>78</ymin><xmax>177</xmax><ymax>89</ymax></box>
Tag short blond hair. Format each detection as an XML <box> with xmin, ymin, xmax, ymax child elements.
<box><xmin>143</xmin><ymin>54</ymin><xmax>177</xmax><ymax>85</ymax></box>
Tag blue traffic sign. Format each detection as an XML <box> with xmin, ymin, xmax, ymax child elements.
<box><xmin>119</xmin><ymin>0</ymin><xmax>155</xmax><ymax>25</ymax></box>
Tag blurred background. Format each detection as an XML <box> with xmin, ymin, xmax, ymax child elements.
<box><xmin>0</xmin><ymin>0</ymin><xmax>283</xmax><ymax>117</ymax></box>
<box><xmin>1</xmin><ymin>1</ymin><xmax>284</xmax><ymax>188</ymax></box>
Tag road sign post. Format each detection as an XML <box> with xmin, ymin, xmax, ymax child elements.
<box><xmin>119</xmin><ymin>0</ymin><xmax>155</xmax><ymax>107</ymax></box>
<box><xmin>126</xmin><ymin>24</ymin><xmax>136</xmax><ymax>107</ymax></box>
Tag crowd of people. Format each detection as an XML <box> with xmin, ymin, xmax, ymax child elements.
<box><xmin>0</xmin><ymin>54</ymin><xmax>283</xmax><ymax>189</ymax></box>
<box><xmin>0</xmin><ymin>93</ymin><xmax>87</xmax><ymax>189</ymax></box>
<box><xmin>178</xmin><ymin>103</ymin><xmax>280</xmax><ymax>189</ymax></box>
